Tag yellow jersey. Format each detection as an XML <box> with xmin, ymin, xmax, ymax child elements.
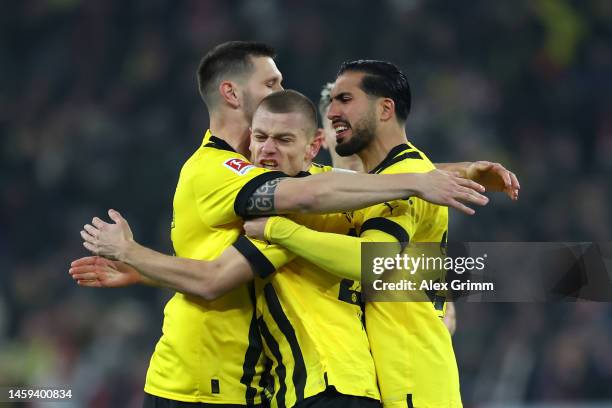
<box><xmin>242</xmin><ymin>163</ymin><xmax>379</xmax><ymax>408</ymax></box>
<box><xmin>260</xmin><ymin>143</ymin><xmax>461</xmax><ymax>408</ymax></box>
<box><xmin>357</xmin><ymin>143</ymin><xmax>461</xmax><ymax>408</ymax></box>
<box><xmin>145</xmin><ymin>130</ymin><xmax>291</xmax><ymax>405</ymax></box>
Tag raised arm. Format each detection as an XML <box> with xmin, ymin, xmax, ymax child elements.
<box><xmin>241</xmin><ymin>169</ymin><xmax>488</xmax><ymax>217</ymax></box>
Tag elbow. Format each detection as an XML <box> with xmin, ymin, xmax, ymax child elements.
<box><xmin>193</xmin><ymin>269</ymin><xmax>223</xmax><ymax>301</ymax></box>
<box><xmin>194</xmin><ymin>285</ymin><xmax>220</xmax><ymax>301</ymax></box>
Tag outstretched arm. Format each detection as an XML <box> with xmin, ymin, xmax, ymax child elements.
<box><xmin>243</xmin><ymin>169</ymin><xmax>488</xmax><ymax>217</ymax></box>
<box><xmin>79</xmin><ymin>210</ymin><xmax>292</xmax><ymax>300</ymax></box>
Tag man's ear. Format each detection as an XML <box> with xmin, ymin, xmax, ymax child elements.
<box><xmin>315</xmin><ymin>128</ymin><xmax>328</xmax><ymax>149</ymax></box>
<box><xmin>379</xmin><ymin>98</ymin><xmax>395</xmax><ymax>122</ymax></box>
<box><xmin>306</xmin><ymin>130</ymin><xmax>324</xmax><ymax>161</ymax></box>
<box><xmin>219</xmin><ymin>80</ymin><xmax>240</xmax><ymax>109</ymax></box>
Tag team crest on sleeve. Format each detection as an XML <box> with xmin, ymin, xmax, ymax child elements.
<box><xmin>224</xmin><ymin>158</ymin><xmax>255</xmax><ymax>175</ymax></box>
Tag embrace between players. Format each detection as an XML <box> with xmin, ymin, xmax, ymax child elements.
<box><xmin>70</xmin><ymin>41</ymin><xmax>519</xmax><ymax>408</ymax></box>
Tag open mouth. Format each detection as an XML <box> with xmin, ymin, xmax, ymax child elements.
<box><xmin>258</xmin><ymin>159</ymin><xmax>279</xmax><ymax>169</ymax></box>
<box><xmin>333</xmin><ymin>121</ymin><xmax>351</xmax><ymax>143</ymax></box>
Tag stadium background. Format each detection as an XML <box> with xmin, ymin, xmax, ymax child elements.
<box><xmin>1</xmin><ymin>0</ymin><xmax>611</xmax><ymax>406</ymax></box>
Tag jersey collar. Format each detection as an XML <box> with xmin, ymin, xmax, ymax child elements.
<box><xmin>369</xmin><ymin>143</ymin><xmax>411</xmax><ymax>174</ymax></box>
<box><xmin>202</xmin><ymin>129</ymin><xmax>237</xmax><ymax>153</ymax></box>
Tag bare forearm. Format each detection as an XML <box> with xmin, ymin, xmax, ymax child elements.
<box><xmin>242</xmin><ymin>168</ymin><xmax>488</xmax><ymax>217</ymax></box>
<box><xmin>120</xmin><ymin>241</ymin><xmax>218</xmax><ymax>298</ymax></box>
<box><xmin>274</xmin><ymin>172</ymin><xmax>419</xmax><ymax>214</ymax></box>
<box><xmin>120</xmin><ymin>241</ymin><xmax>254</xmax><ymax>300</ymax></box>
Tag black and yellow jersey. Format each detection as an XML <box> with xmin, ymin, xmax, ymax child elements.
<box><xmin>355</xmin><ymin>142</ymin><xmax>461</xmax><ymax>408</ymax></box>
<box><xmin>259</xmin><ymin>143</ymin><xmax>461</xmax><ymax>408</ymax></box>
<box><xmin>241</xmin><ymin>163</ymin><xmax>380</xmax><ymax>408</ymax></box>
<box><xmin>145</xmin><ymin>130</ymin><xmax>291</xmax><ymax>404</ymax></box>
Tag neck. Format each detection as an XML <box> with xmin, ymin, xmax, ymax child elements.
<box><xmin>209</xmin><ymin>109</ymin><xmax>251</xmax><ymax>157</ymax></box>
<box><xmin>357</xmin><ymin>123</ymin><xmax>408</xmax><ymax>172</ymax></box>
<box><xmin>330</xmin><ymin>150</ymin><xmax>364</xmax><ymax>172</ymax></box>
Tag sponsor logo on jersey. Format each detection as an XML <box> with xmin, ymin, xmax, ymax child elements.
<box><xmin>224</xmin><ymin>158</ymin><xmax>255</xmax><ymax>175</ymax></box>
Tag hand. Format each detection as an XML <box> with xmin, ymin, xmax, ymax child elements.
<box><xmin>413</xmin><ymin>170</ymin><xmax>488</xmax><ymax>215</ymax></box>
<box><xmin>466</xmin><ymin>161</ymin><xmax>520</xmax><ymax>200</ymax></box>
<box><xmin>81</xmin><ymin>209</ymin><xmax>134</xmax><ymax>261</ymax></box>
<box><xmin>69</xmin><ymin>256</ymin><xmax>142</xmax><ymax>287</ymax></box>
<box><xmin>243</xmin><ymin>217</ymin><xmax>270</xmax><ymax>241</ymax></box>
<box><xmin>443</xmin><ymin>302</ymin><xmax>457</xmax><ymax>336</ymax></box>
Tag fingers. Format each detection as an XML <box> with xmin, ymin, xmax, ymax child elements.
<box><xmin>459</xmin><ymin>187</ymin><xmax>489</xmax><ymax>206</ymax></box>
<box><xmin>70</xmin><ymin>256</ymin><xmax>98</xmax><ymax>267</ymax></box>
<box><xmin>510</xmin><ymin>171</ymin><xmax>520</xmax><ymax>190</ymax></box>
<box><xmin>108</xmin><ymin>209</ymin><xmax>126</xmax><ymax>226</ymax></box>
<box><xmin>475</xmin><ymin>161</ymin><xmax>493</xmax><ymax>171</ymax></box>
<box><xmin>493</xmin><ymin>165</ymin><xmax>512</xmax><ymax>188</ymax></box>
<box><xmin>91</xmin><ymin>217</ymin><xmax>107</xmax><ymax>229</ymax></box>
<box><xmin>69</xmin><ymin>264</ymin><xmax>101</xmax><ymax>274</ymax></box>
<box><xmin>447</xmin><ymin>199</ymin><xmax>475</xmax><ymax>216</ymax></box>
<box><xmin>70</xmin><ymin>271</ymin><xmax>100</xmax><ymax>280</ymax></box>
<box><xmin>83</xmin><ymin>224</ymin><xmax>99</xmax><ymax>238</ymax></box>
<box><xmin>77</xmin><ymin>279</ymin><xmax>102</xmax><ymax>288</ymax></box>
<box><xmin>81</xmin><ymin>229</ymin><xmax>96</xmax><ymax>245</ymax></box>
<box><xmin>83</xmin><ymin>241</ymin><xmax>98</xmax><ymax>255</ymax></box>
<box><xmin>455</xmin><ymin>177</ymin><xmax>485</xmax><ymax>193</ymax></box>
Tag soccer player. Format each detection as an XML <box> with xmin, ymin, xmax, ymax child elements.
<box><xmin>243</xmin><ymin>60</ymin><xmax>514</xmax><ymax>407</ymax></box>
<box><xmin>73</xmin><ymin>41</ymin><xmax>490</xmax><ymax>408</ymax></box>
<box><xmin>317</xmin><ymin>83</ymin><xmax>519</xmax><ymax>337</ymax></box>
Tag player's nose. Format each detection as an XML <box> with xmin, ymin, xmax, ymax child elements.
<box><xmin>327</xmin><ymin>103</ymin><xmax>340</xmax><ymax>121</ymax></box>
<box><xmin>261</xmin><ymin>137</ymin><xmax>277</xmax><ymax>153</ymax></box>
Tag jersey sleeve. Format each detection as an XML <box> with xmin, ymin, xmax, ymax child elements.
<box><xmin>232</xmin><ymin>235</ymin><xmax>296</xmax><ymax>279</ymax></box>
<box><xmin>357</xmin><ymin>199</ymin><xmax>416</xmax><ymax>251</ymax></box>
<box><xmin>191</xmin><ymin>154</ymin><xmax>286</xmax><ymax>226</ymax></box>
<box><xmin>263</xmin><ymin>216</ymin><xmax>402</xmax><ymax>282</ymax></box>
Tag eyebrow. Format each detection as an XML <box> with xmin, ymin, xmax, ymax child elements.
<box><xmin>266</xmin><ymin>75</ymin><xmax>282</xmax><ymax>83</ymax></box>
<box><xmin>251</xmin><ymin>129</ymin><xmax>296</xmax><ymax>139</ymax></box>
<box><xmin>331</xmin><ymin>92</ymin><xmax>351</xmax><ymax>101</ymax></box>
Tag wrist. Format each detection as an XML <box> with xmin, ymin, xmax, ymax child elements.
<box><xmin>119</xmin><ymin>239</ymin><xmax>139</xmax><ymax>264</ymax></box>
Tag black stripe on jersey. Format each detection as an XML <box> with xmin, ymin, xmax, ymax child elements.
<box><xmin>375</xmin><ymin>151</ymin><xmax>423</xmax><ymax>174</ymax></box>
<box><xmin>360</xmin><ymin>217</ymin><xmax>410</xmax><ymax>252</ymax></box>
<box><xmin>234</xmin><ymin>171</ymin><xmax>287</xmax><ymax>218</ymax></box>
<box><xmin>233</xmin><ymin>236</ymin><xmax>276</xmax><ymax>278</ymax></box>
<box><xmin>241</xmin><ymin>282</ymin><xmax>264</xmax><ymax>405</ymax></box>
<box><xmin>369</xmin><ymin>143</ymin><xmax>410</xmax><ymax>174</ymax></box>
<box><xmin>407</xmin><ymin>394</ymin><xmax>414</xmax><ymax>408</ymax></box>
<box><xmin>260</xmin><ymin>355</ymin><xmax>274</xmax><ymax>404</ymax></box>
<box><xmin>369</xmin><ymin>143</ymin><xmax>423</xmax><ymax>174</ymax></box>
<box><xmin>264</xmin><ymin>283</ymin><xmax>307</xmax><ymax>404</ymax></box>
<box><xmin>258</xmin><ymin>316</ymin><xmax>287</xmax><ymax>408</ymax></box>
<box><xmin>204</xmin><ymin>135</ymin><xmax>237</xmax><ymax>152</ymax></box>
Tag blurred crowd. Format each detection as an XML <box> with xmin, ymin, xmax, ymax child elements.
<box><xmin>1</xmin><ymin>0</ymin><xmax>611</xmax><ymax>406</ymax></box>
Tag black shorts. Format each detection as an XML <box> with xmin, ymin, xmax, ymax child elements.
<box><xmin>142</xmin><ymin>393</ymin><xmax>265</xmax><ymax>408</ymax></box>
<box><xmin>294</xmin><ymin>388</ymin><xmax>381</xmax><ymax>408</ymax></box>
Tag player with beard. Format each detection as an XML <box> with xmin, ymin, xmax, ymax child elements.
<box><xmin>243</xmin><ymin>60</ymin><xmax>519</xmax><ymax>407</ymax></box>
